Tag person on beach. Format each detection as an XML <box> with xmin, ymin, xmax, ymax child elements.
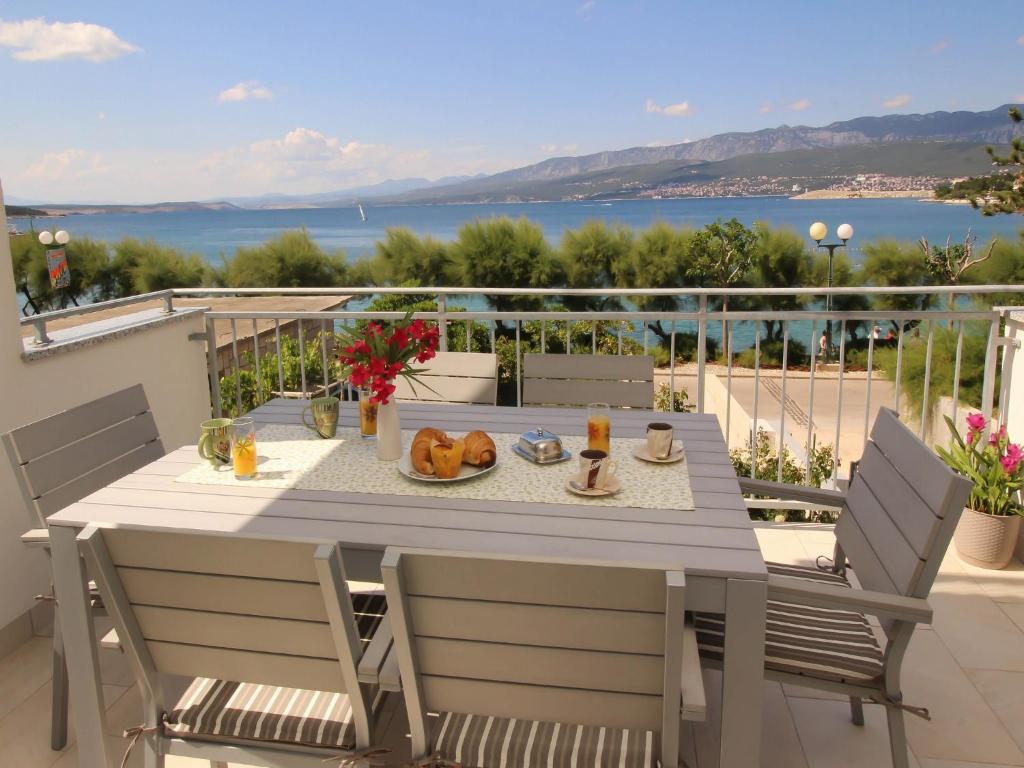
<box><xmin>819</xmin><ymin>331</ymin><xmax>828</xmax><ymax>361</ymax></box>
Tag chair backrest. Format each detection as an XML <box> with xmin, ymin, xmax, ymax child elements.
<box><xmin>523</xmin><ymin>354</ymin><xmax>655</xmax><ymax>408</ymax></box>
<box><xmin>78</xmin><ymin>525</ymin><xmax>374</xmax><ymax>744</ymax></box>
<box><xmin>382</xmin><ymin>547</ymin><xmax>692</xmax><ymax>762</ymax></box>
<box><xmin>2</xmin><ymin>384</ymin><xmax>164</xmax><ymax>528</ymax></box>
<box><xmin>394</xmin><ymin>352</ymin><xmax>498</xmax><ymax>406</ymax></box>
<box><xmin>835</xmin><ymin>408</ymin><xmax>973</xmax><ymax>602</ymax></box>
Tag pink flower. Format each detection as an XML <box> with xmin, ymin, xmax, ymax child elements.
<box><xmin>966</xmin><ymin>431</ymin><xmax>976</xmax><ymax>446</ymax></box>
<box><xmin>966</xmin><ymin>413</ymin><xmax>987</xmax><ymax>433</ymax></box>
<box><xmin>1000</xmin><ymin>455</ymin><xmax>1021</xmax><ymax>475</ymax></box>
<box><xmin>1006</xmin><ymin>443</ymin><xmax>1023</xmax><ymax>464</ymax></box>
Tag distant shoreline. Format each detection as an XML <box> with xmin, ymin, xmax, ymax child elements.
<box><xmin>789</xmin><ymin>190</ymin><xmax>933</xmax><ymax>201</ymax></box>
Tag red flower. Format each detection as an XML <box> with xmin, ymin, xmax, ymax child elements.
<box><xmin>369</xmin><ymin>357</ymin><xmax>388</xmax><ymax>376</ymax></box>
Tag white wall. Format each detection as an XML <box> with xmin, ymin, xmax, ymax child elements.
<box><xmin>0</xmin><ymin>182</ymin><xmax>212</xmax><ymax>630</ymax></box>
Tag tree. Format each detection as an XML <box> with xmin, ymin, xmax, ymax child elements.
<box><xmin>223</xmin><ymin>229</ymin><xmax>347</xmax><ymax>287</ymax></box>
<box><xmin>749</xmin><ymin>224</ymin><xmax>813</xmax><ymax>342</ymax></box>
<box><xmin>618</xmin><ymin>222</ymin><xmax>693</xmax><ymax>343</ymax></box>
<box><xmin>687</xmin><ymin>218</ymin><xmax>757</xmax><ymax>356</ymax></box>
<box><xmin>10</xmin><ymin>234</ymin><xmax>112</xmax><ymax>311</ymax></box>
<box><xmin>558</xmin><ymin>220</ymin><xmax>633</xmax><ymax>311</ymax></box>
<box><xmin>106</xmin><ymin>238</ymin><xmax>211</xmax><ymax>294</ymax></box>
<box><xmin>972</xmin><ymin>106</ymin><xmax>1023</xmax><ymax>215</ymax></box>
<box><xmin>918</xmin><ymin>229</ymin><xmax>995</xmax><ymax>312</ymax></box>
<box><xmin>360</xmin><ymin>227</ymin><xmax>453</xmax><ymax>286</ymax></box>
<box><xmin>810</xmin><ymin>250</ymin><xmax>869</xmax><ymax>341</ymax></box>
<box><xmin>452</xmin><ymin>217</ymin><xmax>558</xmax><ymax>316</ymax></box>
<box><xmin>860</xmin><ymin>239</ymin><xmax>935</xmax><ymax>332</ymax></box>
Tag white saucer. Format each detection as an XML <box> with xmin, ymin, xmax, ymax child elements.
<box><xmin>565</xmin><ymin>474</ymin><xmax>622</xmax><ymax>497</ymax></box>
<box><xmin>632</xmin><ymin>443</ymin><xmax>685</xmax><ymax>464</ymax></box>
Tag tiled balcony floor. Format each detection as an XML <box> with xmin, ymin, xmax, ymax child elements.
<box><xmin>2</xmin><ymin>526</ymin><xmax>1021</xmax><ymax>768</ymax></box>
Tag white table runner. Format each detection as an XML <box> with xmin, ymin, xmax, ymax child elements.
<box><xmin>175</xmin><ymin>424</ymin><xmax>695</xmax><ymax>511</ymax></box>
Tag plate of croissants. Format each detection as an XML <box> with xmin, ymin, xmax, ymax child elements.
<box><xmin>398</xmin><ymin>427</ymin><xmax>499</xmax><ymax>482</ymax></box>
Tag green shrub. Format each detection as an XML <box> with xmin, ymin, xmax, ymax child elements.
<box><xmin>733</xmin><ymin>338</ymin><xmax>809</xmax><ymax>368</ymax></box>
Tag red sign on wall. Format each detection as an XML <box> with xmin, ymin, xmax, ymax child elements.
<box><xmin>46</xmin><ymin>247</ymin><xmax>70</xmax><ymax>289</ymax></box>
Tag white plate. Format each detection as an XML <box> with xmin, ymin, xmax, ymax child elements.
<box><xmin>632</xmin><ymin>443</ymin><xmax>685</xmax><ymax>464</ymax></box>
<box><xmin>565</xmin><ymin>473</ymin><xmax>622</xmax><ymax>497</ymax></box>
<box><xmin>398</xmin><ymin>453</ymin><xmax>498</xmax><ymax>483</ymax></box>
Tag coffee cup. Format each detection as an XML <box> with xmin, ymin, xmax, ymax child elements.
<box><xmin>646</xmin><ymin>422</ymin><xmax>677</xmax><ymax>459</ymax></box>
<box><xmin>579</xmin><ymin>448</ymin><xmax>618</xmax><ymax>490</ymax></box>
<box><xmin>302</xmin><ymin>396</ymin><xmax>340</xmax><ymax>439</ymax></box>
<box><xmin>198</xmin><ymin>418</ymin><xmax>232</xmax><ymax>466</ymax></box>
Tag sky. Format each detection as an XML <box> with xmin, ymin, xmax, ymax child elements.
<box><xmin>1</xmin><ymin>0</ymin><xmax>1023</xmax><ymax>204</ymax></box>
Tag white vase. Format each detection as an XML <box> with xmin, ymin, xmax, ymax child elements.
<box><xmin>376</xmin><ymin>397</ymin><xmax>403</xmax><ymax>461</ymax></box>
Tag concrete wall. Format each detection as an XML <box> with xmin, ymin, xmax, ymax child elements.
<box><xmin>704</xmin><ymin>372</ymin><xmax>752</xmax><ymax>452</ymax></box>
<box><xmin>1003</xmin><ymin>310</ymin><xmax>1024</xmax><ymax>561</ymax></box>
<box><xmin>0</xmin><ymin>183</ymin><xmax>211</xmax><ymax>632</ymax></box>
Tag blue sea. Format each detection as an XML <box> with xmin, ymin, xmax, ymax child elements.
<box><xmin>10</xmin><ymin>197</ymin><xmax>1023</xmax><ymax>266</ymax></box>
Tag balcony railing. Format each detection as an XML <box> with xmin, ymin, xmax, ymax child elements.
<box><xmin>20</xmin><ymin>285</ymin><xmax>1024</xmax><ymax>491</ymax></box>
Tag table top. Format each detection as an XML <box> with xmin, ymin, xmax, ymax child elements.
<box><xmin>48</xmin><ymin>399</ymin><xmax>765</xmax><ymax>582</ymax></box>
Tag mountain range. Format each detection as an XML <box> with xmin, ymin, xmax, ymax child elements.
<box><xmin>373</xmin><ymin>104</ymin><xmax>1023</xmax><ymax>204</ymax></box>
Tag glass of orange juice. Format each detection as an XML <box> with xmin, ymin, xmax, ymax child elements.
<box><xmin>587</xmin><ymin>403</ymin><xmax>611</xmax><ymax>454</ymax></box>
<box><xmin>231</xmin><ymin>417</ymin><xmax>257</xmax><ymax>479</ymax></box>
<box><xmin>357</xmin><ymin>388</ymin><xmax>378</xmax><ymax>439</ymax></box>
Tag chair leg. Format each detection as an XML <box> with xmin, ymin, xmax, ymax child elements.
<box><xmin>50</xmin><ymin>614</ymin><xmax>70</xmax><ymax>751</ymax></box>
<box><xmin>849</xmin><ymin>696</ymin><xmax>864</xmax><ymax>726</ymax></box>
<box><xmin>886</xmin><ymin>705</ymin><xmax>910</xmax><ymax>768</ymax></box>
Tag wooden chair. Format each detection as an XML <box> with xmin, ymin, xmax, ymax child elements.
<box><xmin>382</xmin><ymin>547</ymin><xmax>705</xmax><ymax>768</ymax></box>
<box><xmin>701</xmin><ymin>407</ymin><xmax>972</xmax><ymax>768</ymax></box>
<box><xmin>523</xmin><ymin>353</ymin><xmax>655</xmax><ymax>408</ymax></box>
<box><xmin>394</xmin><ymin>351</ymin><xmax>498</xmax><ymax>406</ymax></box>
<box><xmin>78</xmin><ymin>524</ymin><xmax>392</xmax><ymax>768</ymax></box>
<box><xmin>1</xmin><ymin>383</ymin><xmax>164</xmax><ymax>751</ymax></box>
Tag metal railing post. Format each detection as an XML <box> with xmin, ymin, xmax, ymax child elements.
<box><xmin>980</xmin><ymin>315</ymin><xmax>1001</xmax><ymax>422</ymax></box>
<box><xmin>206</xmin><ymin>317</ymin><xmax>222</xmax><ymax>418</ymax></box>
<box><xmin>162</xmin><ymin>292</ymin><xmax>175</xmax><ymax>314</ymax></box>
<box><xmin>31</xmin><ymin>318</ymin><xmax>52</xmax><ymax>346</ymax></box>
<box><xmin>437</xmin><ymin>293</ymin><xmax>448</xmax><ymax>352</ymax></box>
<box><xmin>696</xmin><ymin>295</ymin><xmax>708</xmax><ymax>414</ymax></box>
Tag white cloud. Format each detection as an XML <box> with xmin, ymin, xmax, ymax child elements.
<box><xmin>788</xmin><ymin>98</ymin><xmax>811</xmax><ymax>112</ymax></box>
<box><xmin>97</xmin><ymin>111</ymin><xmax>105</xmax><ymax>120</ymax></box>
<box><xmin>24</xmin><ymin>148</ymin><xmax>106</xmax><ymax>181</ymax></box>
<box><xmin>930</xmin><ymin>40</ymin><xmax>949</xmax><ymax>54</ymax></box>
<box><xmin>539</xmin><ymin>143</ymin><xmax>578</xmax><ymax>155</ymax></box>
<box><xmin>759</xmin><ymin>103</ymin><xmax>772</xmax><ymax>114</ymax></box>
<box><xmin>0</xmin><ymin>17</ymin><xmax>139</xmax><ymax>62</ymax></box>
<box><xmin>218</xmin><ymin>81</ymin><xmax>273</xmax><ymax>103</ymax></box>
<box><xmin>577</xmin><ymin>0</ymin><xmax>596</xmax><ymax>17</ymax></box>
<box><xmin>645</xmin><ymin>98</ymin><xmax>693</xmax><ymax>117</ymax></box>
<box><xmin>1018</xmin><ymin>35</ymin><xmax>1024</xmax><ymax>45</ymax></box>
<box><xmin>883</xmin><ymin>94</ymin><xmax>911</xmax><ymax>109</ymax></box>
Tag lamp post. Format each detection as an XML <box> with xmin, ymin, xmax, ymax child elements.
<box><xmin>38</xmin><ymin>229</ymin><xmax>75</xmax><ymax>308</ymax></box>
<box><xmin>809</xmin><ymin>221</ymin><xmax>853</xmax><ymax>359</ymax></box>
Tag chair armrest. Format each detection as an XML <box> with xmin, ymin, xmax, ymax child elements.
<box><xmin>738</xmin><ymin>478</ymin><xmax>845</xmax><ymax>508</ymax></box>
<box><xmin>379</xmin><ymin>642</ymin><xmax>402</xmax><ymax>692</ymax></box>
<box><xmin>767</xmin><ymin>574</ymin><xmax>933</xmax><ymax>624</ymax></box>
<box><xmin>357</xmin><ymin>615</ymin><xmax>393</xmax><ymax>685</ymax></box>
<box><xmin>680</xmin><ymin>619</ymin><xmax>706</xmax><ymax>722</ymax></box>
<box><xmin>20</xmin><ymin>529</ymin><xmax>51</xmax><ymax>548</ymax></box>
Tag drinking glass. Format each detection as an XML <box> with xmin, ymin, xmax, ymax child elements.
<box><xmin>587</xmin><ymin>403</ymin><xmax>611</xmax><ymax>454</ymax></box>
<box><xmin>358</xmin><ymin>388</ymin><xmax>378</xmax><ymax>439</ymax></box>
<box><xmin>231</xmin><ymin>417</ymin><xmax>257</xmax><ymax>479</ymax></box>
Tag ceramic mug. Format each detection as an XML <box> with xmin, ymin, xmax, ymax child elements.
<box><xmin>302</xmin><ymin>396</ymin><xmax>340</xmax><ymax>438</ymax></box>
<box><xmin>198</xmin><ymin>418</ymin><xmax>232</xmax><ymax>466</ymax></box>
<box><xmin>579</xmin><ymin>448</ymin><xmax>618</xmax><ymax>490</ymax></box>
<box><xmin>646</xmin><ymin>422</ymin><xmax>677</xmax><ymax>459</ymax></box>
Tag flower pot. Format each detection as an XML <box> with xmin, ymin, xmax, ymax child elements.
<box><xmin>376</xmin><ymin>397</ymin><xmax>403</xmax><ymax>461</ymax></box>
<box><xmin>954</xmin><ymin>507</ymin><xmax>1021</xmax><ymax>570</ymax></box>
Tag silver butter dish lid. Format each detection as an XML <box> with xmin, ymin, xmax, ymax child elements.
<box><xmin>518</xmin><ymin>427</ymin><xmax>565</xmax><ymax>461</ymax></box>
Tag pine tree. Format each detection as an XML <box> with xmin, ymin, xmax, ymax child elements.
<box><xmin>972</xmin><ymin>106</ymin><xmax>1023</xmax><ymax>215</ymax></box>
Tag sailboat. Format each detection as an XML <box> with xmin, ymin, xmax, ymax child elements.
<box><xmin>357</xmin><ymin>202</ymin><xmax>367</xmax><ymax>222</ymax></box>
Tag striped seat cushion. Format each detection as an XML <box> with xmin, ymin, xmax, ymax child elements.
<box><xmin>696</xmin><ymin>561</ymin><xmax>884</xmax><ymax>684</ymax></box>
<box><xmin>165</xmin><ymin>592</ymin><xmax>388</xmax><ymax>750</ymax></box>
<box><xmin>431</xmin><ymin>712</ymin><xmax>659</xmax><ymax>768</ymax></box>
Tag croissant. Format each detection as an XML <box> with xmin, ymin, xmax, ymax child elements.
<box><xmin>431</xmin><ymin>437</ymin><xmax>466</xmax><ymax>479</ymax></box>
<box><xmin>463</xmin><ymin>430</ymin><xmax>497</xmax><ymax>468</ymax></box>
<box><xmin>411</xmin><ymin>427</ymin><xmax>447</xmax><ymax>475</ymax></box>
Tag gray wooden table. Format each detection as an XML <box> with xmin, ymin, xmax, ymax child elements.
<box><xmin>47</xmin><ymin>399</ymin><xmax>767</xmax><ymax>768</ymax></box>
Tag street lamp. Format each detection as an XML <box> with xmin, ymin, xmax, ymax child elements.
<box><xmin>809</xmin><ymin>221</ymin><xmax>853</xmax><ymax>358</ymax></box>
<box><xmin>37</xmin><ymin>229</ymin><xmax>74</xmax><ymax>307</ymax></box>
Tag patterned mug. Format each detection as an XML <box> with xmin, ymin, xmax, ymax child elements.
<box><xmin>198</xmin><ymin>418</ymin><xmax>233</xmax><ymax>466</ymax></box>
<box><xmin>302</xmin><ymin>396</ymin><xmax>340</xmax><ymax>439</ymax></box>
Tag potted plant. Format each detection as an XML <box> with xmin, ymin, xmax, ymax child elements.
<box><xmin>937</xmin><ymin>413</ymin><xmax>1024</xmax><ymax>569</ymax></box>
<box><xmin>337</xmin><ymin>313</ymin><xmax>440</xmax><ymax>460</ymax></box>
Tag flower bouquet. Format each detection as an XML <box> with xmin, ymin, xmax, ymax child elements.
<box><xmin>937</xmin><ymin>413</ymin><xmax>1023</xmax><ymax>568</ymax></box>
<box><xmin>337</xmin><ymin>313</ymin><xmax>440</xmax><ymax>460</ymax></box>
